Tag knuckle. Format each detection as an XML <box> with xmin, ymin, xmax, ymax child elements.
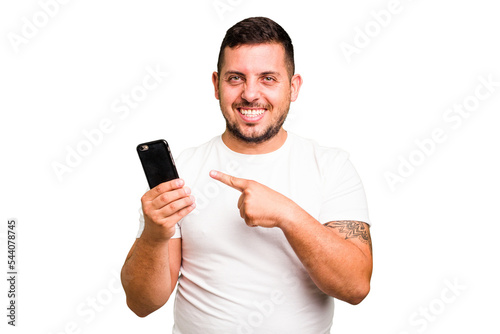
<box><xmin>244</xmin><ymin>211</ymin><xmax>254</xmax><ymax>220</ymax></box>
<box><xmin>155</xmin><ymin>182</ymin><xmax>170</xmax><ymax>195</ymax></box>
<box><xmin>140</xmin><ymin>193</ymin><xmax>149</xmax><ymax>205</ymax></box>
<box><xmin>141</xmin><ymin>200</ymin><xmax>152</xmax><ymax>214</ymax></box>
<box><xmin>154</xmin><ymin>183</ymin><xmax>165</xmax><ymax>194</ymax></box>
<box><xmin>142</xmin><ymin>207</ymin><xmax>151</xmax><ymax>219</ymax></box>
<box><xmin>185</xmin><ymin>195</ymin><xmax>194</xmax><ymax>204</ymax></box>
<box><xmin>159</xmin><ymin>193</ymin><xmax>171</xmax><ymax>203</ymax></box>
<box><xmin>167</xmin><ymin>202</ymin><xmax>178</xmax><ymax>213</ymax></box>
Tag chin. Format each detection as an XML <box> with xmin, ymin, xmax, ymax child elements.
<box><xmin>229</xmin><ymin>125</ymin><xmax>281</xmax><ymax>144</ymax></box>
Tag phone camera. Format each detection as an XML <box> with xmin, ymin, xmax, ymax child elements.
<box><xmin>139</xmin><ymin>145</ymin><xmax>149</xmax><ymax>151</ymax></box>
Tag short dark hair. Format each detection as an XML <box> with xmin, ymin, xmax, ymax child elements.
<box><xmin>217</xmin><ymin>17</ymin><xmax>295</xmax><ymax>79</ymax></box>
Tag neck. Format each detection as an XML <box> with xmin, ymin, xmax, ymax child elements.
<box><xmin>221</xmin><ymin>128</ymin><xmax>288</xmax><ymax>154</ymax></box>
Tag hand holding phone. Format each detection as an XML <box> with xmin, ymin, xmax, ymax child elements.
<box><xmin>137</xmin><ymin>139</ymin><xmax>195</xmax><ymax>242</ymax></box>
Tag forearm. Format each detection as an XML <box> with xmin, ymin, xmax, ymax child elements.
<box><xmin>208</xmin><ymin>170</ymin><xmax>372</xmax><ymax>303</ymax></box>
<box><xmin>279</xmin><ymin>209</ymin><xmax>372</xmax><ymax>304</ymax></box>
<box><xmin>121</xmin><ymin>237</ymin><xmax>174</xmax><ymax>317</ymax></box>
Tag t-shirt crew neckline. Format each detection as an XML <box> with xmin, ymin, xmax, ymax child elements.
<box><xmin>217</xmin><ymin>132</ymin><xmax>293</xmax><ymax>163</ymax></box>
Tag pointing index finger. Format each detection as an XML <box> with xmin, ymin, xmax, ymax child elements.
<box><xmin>210</xmin><ymin>170</ymin><xmax>246</xmax><ymax>192</ymax></box>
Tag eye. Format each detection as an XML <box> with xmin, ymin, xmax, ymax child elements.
<box><xmin>262</xmin><ymin>76</ymin><xmax>277</xmax><ymax>83</ymax></box>
<box><xmin>229</xmin><ymin>75</ymin><xmax>242</xmax><ymax>81</ymax></box>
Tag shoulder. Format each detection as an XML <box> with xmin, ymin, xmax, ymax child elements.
<box><xmin>175</xmin><ymin>135</ymin><xmax>221</xmax><ymax>165</ymax></box>
<box><xmin>288</xmin><ymin>132</ymin><xmax>351</xmax><ymax>172</ymax></box>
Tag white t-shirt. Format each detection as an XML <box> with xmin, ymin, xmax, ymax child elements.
<box><xmin>137</xmin><ymin>132</ymin><xmax>370</xmax><ymax>334</ymax></box>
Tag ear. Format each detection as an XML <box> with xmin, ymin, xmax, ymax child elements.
<box><xmin>212</xmin><ymin>72</ymin><xmax>220</xmax><ymax>100</ymax></box>
<box><xmin>290</xmin><ymin>74</ymin><xmax>303</xmax><ymax>102</ymax></box>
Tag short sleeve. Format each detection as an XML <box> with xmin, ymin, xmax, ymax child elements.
<box><xmin>318</xmin><ymin>151</ymin><xmax>371</xmax><ymax>226</ymax></box>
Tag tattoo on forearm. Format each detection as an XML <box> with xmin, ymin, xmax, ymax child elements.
<box><xmin>324</xmin><ymin>220</ymin><xmax>372</xmax><ymax>254</ymax></box>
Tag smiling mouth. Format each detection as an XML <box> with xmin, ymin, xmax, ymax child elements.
<box><xmin>238</xmin><ymin>108</ymin><xmax>266</xmax><ymax>118</ymax></box>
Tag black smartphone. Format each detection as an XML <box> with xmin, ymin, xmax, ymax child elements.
<box><xmin>137</xmin><ymin>139</ymin><xmax>179</xmax><ymax>189</ymax></box>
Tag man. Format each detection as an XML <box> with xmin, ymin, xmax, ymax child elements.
<box><xmin>121</xmin><ymin>17</ymin><xmax>372</xmax><ymax>333</ymax></box>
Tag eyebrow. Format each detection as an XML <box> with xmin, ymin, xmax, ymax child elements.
<box><xmin>223</xmin><ymin>71</ymin><xmax>282</xmax><ymax>78</ymax></box>
<box><xmin>223</xmin><ymin>71</ymin><xmax>245</xmax><ymax>77</ymax></box>
<box><xmin>260</xmin><ymin>71</ymin><xmax>281</xmax><ymax>77</ymax></box>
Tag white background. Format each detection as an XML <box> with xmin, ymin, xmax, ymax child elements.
<box><xmin>1</xmin><ymin>0</ymin><xmax>499</xmax><ymax>333</ymax></box>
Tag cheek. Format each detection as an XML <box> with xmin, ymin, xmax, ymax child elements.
<box><xmin>266</xmin><ymin>90</ymin><xmax>287</xmax><ymax>108</ymax></box>
<box><xmin>220</xmin><ymin>87</ymin><xmax>243</xmax><ymax>106</ymax></box>
<box><xmin>264</xmin><ymin>83</ymin><xmax>289</xmax><ymax>100</ymax></box>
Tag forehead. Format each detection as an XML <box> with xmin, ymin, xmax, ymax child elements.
<box><xmin>221</xmin><ymin>43</ymin><xmax>287</xmax><ymax>74</ymax></box>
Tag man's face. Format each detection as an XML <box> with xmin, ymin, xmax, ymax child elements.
<box><xmin>213</xmin><ymin>43</ymin><xmax>302</xmax><ymax>144</ymax></box>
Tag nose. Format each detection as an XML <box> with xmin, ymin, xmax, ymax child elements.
<box><xmin>241</xmin><ymin>79</ymin><xmax>260</xmax><ymax>102</ymax></box>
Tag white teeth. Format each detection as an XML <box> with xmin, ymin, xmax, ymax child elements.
<box><xmin>239</xmin><ymin>109</ymin><xmax>265</xmax><ymax>117</ymax></box>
